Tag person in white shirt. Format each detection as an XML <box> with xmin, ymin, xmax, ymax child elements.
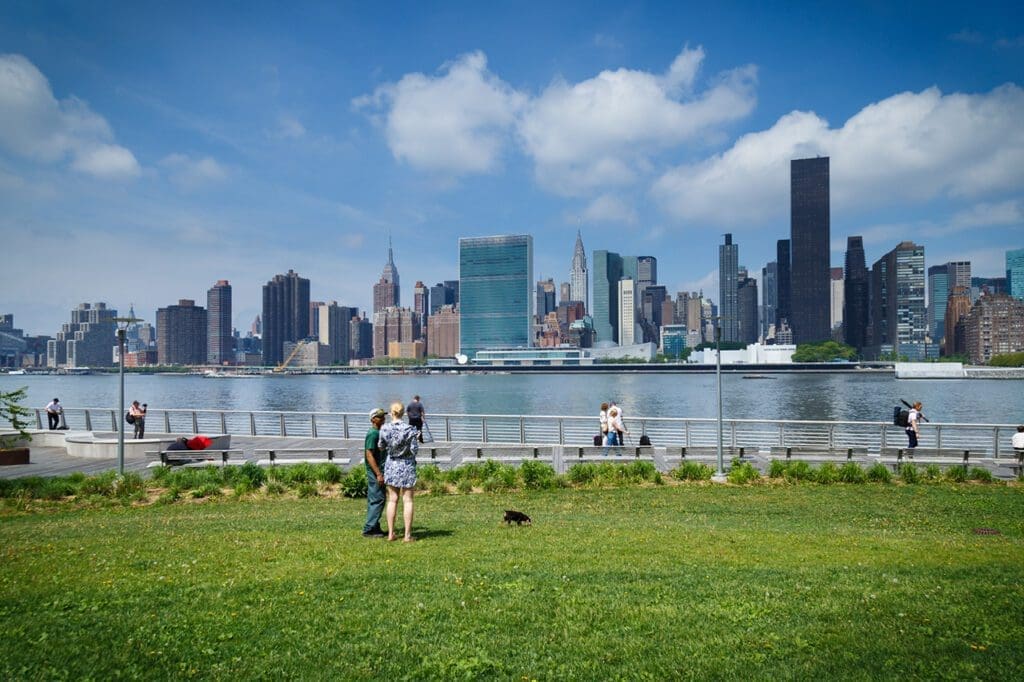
<box><xmin>1012</xmin><ymin>426</ymin><xmax>1024</xmax><ymax>458</ymax></box>
<box><xmin>906</xmin><ymin>401</ymin><xmax>922</xmax><ymax>449</ymax></box>
<box><xmin>45</xmin><ymin>398</ymin><xmax>62</xmax><ymax>430</ymax></box>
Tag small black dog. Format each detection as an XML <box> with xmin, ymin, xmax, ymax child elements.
<box><xmin>503</xmin><ymin>510</ymin><xmax>532</xmax><ymax>525</ymax></box>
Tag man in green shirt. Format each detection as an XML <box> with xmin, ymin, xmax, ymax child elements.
<box><xmin>362</xmin><ymin>408</ymin><xmax>388</xmax><ymax>537</ymax></box>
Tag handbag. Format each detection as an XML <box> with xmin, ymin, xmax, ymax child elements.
<box><xmin>125</xmin><ymin>412</ymin><xmax>135</xmax><ymax>424</ymax></box>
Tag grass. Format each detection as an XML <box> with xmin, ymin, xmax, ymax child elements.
<box><xmin>1</xmin><ymin>483</ymin><xmax>1022</xmax><ymax>679</ymax></box>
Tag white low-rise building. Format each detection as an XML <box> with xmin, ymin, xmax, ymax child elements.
<box><xmin>689</xmin><ymin>343</ymin><xmax>796</xmax><ymax>365</ymax></box>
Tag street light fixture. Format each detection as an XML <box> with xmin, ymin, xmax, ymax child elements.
<box><xmin>113</xmin><ymin>314</ymin><xmax>141</xmax><ymax>476</ymax></box>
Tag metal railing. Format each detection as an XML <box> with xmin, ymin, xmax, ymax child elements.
<box><xmin>27</xmin><ymin>407</ymin><xmax>1020</xmax><ymax>459</ymax></box>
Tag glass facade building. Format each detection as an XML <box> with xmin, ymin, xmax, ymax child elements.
<box><xmin>1008</xmin><ymin>248</ymin><xmax>1024</xmax><ymax>301</ymax></box>
<box><xmin>592</xmin><ymin>250</ymin><xmax>623</xmax><ymax>345</ymax></box>
<box><xmin>869</xmin><ymin>241</ymin><xmax>926</xmax><ymax>360</ymax></box>
<box><xmin>790</xmin><ymin>157</ymin><xmax>831</xmax><ymax>343</ymax></box>
<box><xmin>459</xmin><ymin>235</ymin><xmax>533</xmax><ymax>359</ymax></box>
<box><xmin>718</xmin><ymin>234</ymin><xmax>739</xmax><ymax>342</ymax></box>
<box><xmin>843</xmin><ymin>236</ymin><xmax>869</xmax><ymax>350</ymax></box>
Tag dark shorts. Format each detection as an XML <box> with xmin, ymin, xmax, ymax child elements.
<box><xmin>408</xmin><ymin>417</ymin><xmax>423</xmax><ymax>430</ymax></box>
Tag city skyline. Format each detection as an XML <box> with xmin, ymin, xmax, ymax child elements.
<box><xmin>1</xmin><ymin>2</ymin><xmax>1022</xmax><ymax>335</ymax></box>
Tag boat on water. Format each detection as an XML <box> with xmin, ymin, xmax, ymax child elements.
<box><xmin>742</xmin><ymin>374</ymin><xmax>775</xmax><ymax>379</ymax></box>
<box><xmin>6</xmin><ymin>369</ymin><xmax>26</xmax><ymax>375</ymax></box>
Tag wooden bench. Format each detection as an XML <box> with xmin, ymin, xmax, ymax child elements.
<box><xmin>769</xmin><ymin>446</ymin><xmax>869</xmax><ymax>462</ymax></box>
<box><xmin>146</xmin><ymin>449</ymin><xmax>244</xmax><ymax>468</ymax></box>
<box><xmin>570</xmin><ymin>445</ymin><xmax>655</xmax><ymax>460</ymax></box>
<box><xmin>254</xmin><ymin>448</ymin><xmax>354</xmax><ymax>467</ymax></box>
<box><xmin>878</xmin><ymin>447</ymin><xmax>974</xmax><ymax>471</ymax></box>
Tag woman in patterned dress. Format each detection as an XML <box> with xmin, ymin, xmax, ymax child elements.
<box><xmin>381</xmin><ymin>401</ymin><xmax>420</xmax><ymax>542</ymax></box>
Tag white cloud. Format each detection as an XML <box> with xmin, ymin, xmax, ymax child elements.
<box><xmin>160</xmin><ymin>153</ymin><xmax>228</xmax><ymax>190</ymax></box>
<box><xmin>353</xmin><ymin>51</ymin><xmax>525</xmax><ymax>175</ymax></box>
<box><xmin>653</xmin><ymin>84</ymin><xmax>1024</xmax><ymax>226</ymax></box>
<box><xmin>0</xmin><ymin>53</ymin><xmax>140</xmax><ymax>179</ymax></box>
<box><xmin>580</xmin><ymin>194</ymin><xmax>638</xmax><ymax>225</ymax></box>
<box><xmin>519</xmin><ymin>46</ymin><xmax>757</xmax><ymax>195</ymax></box>
<box><xmin>278</xmin><ymin>115</ymin><xmax>306</xmax><ymax>139</ymax></box>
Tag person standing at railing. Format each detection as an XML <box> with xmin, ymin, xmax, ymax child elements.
<box><xmin>380</xmin><ymin>402</ymin><xmax>419</xmax><ymax>542</ymax></box>
<box><xmin>406</xmin><ymin>395</ymin><xmax>425</xmax><ymax>443</ymax></box>
<box><xmin>1012</xmin><ymin>426</ymin><xmax>1024</xmax><ymax>460</ymax></box>
<box><xmin>598</xmin><ymin>402</ymin><xmax>609</xmax><ymax>445</ymax></box>
<box><xmin>45</xmin><ymin>398</ymin><xmax>62</xmax><ymax>430</ymax></box>
<box><xmin>611</xmin><ymin>406</ymin><xmax>628</xmax><ymax>447</ymax></box>
<box><xmin>906</xmin><ymin>401</ymin><xmax>922</xmax><ymax>449</ymax></box>
<box><xmin>362</xmin><ymin>408</ymin><xmax>388</xmax><ymax>538</ymax></box>
<box><xmin>129</xmin><ymin>400</ymin><xmax>147</xmax><ymax>439</ymax></box>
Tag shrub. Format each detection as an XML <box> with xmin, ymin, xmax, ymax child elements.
<box><xmin>156</xmin><ymin>487</ymin><xmax>180</xmax><ymax>505</ymax></box>
<box><xmin>150</xmin><ymin>465</ymin><xmax>171</xmax><ymax>482</ymax></box>
<box><xmin>191</xmin><ymin>483</ymin><xmax>222</xmax><ymax>499</ymax></box>
<box><xmin>417</xmin><ymin>464</ymin><xmax>443</xmax><ymax>483</ymax></box>
<box><xmin>922</xmin><ymin>464</ymin><xmax>942</xmax><ymax>481</ymax></box>
<box><xmin>456</xmin><ymin>479</ymin><xmax>473</xmax><ymax>494</ymax></box>
<box><xmin>672</xmin><ymin>461</ymin><xmax>713</xmax><ymax>481</ymax></box>
<box><xmin>520</xmin><ymin>460</ymin><xmax>558</xmax><ymax>490</ymax></box>
<box><xmin>653</xmin><ymin>472</ymin><xmax>664</xmax><ymax>485</ymax></box>
<box><xmin>969</xmin><ymin>467</ymin><xmax>994</xmax><ymax>483</ymax></box>
<box><xmin>727</xmin><ymin>461</ymin><xmax>761</xmax><ymax>485</ymax></box>
<box><xmin>768</xmin><ymin>460</ymin><xmax>788</xmax><ymax>478</ymax></box>
<box><xmin>899</xmin><ymin>463</ymin><xmax>920</xmax><ymax>485</ymax></box>
<box><xmin>838</xmin><ymin>462</ymin><xmax>867</xmax><ymax>483</ymax></box>
<box><xmin>944</xmin><ymin>466</ymin><xmax>968</xmax><ymax>483</ymax></box>
<box><xmin>265</xmin><ymin>480</ymin><xmax>287</xmax><ymax>496</ymax></box>
<box><xmin>866</xmin><ymin>462</ymin><xmax>892</xmax><ymax>483</ymax></box>
<box><xmin>79</xmin><ymin>472</ymin><xmax>117</xmax><ymax>496</ymax></box>
<box><xmin>784</xmin><ymin>461</ymin><xmax>813</xmax><ymax>482</ymax></box>
<box><xmin>621</xmin><ymin>461</ymin><xmax>658</xmax><ymax>484</ymax></box>
<box><xmin>114</xmin><ymin>472</ymin><xmax>146</xmax><ymax>497</ymax></box>
<box><xmin>814</xmin><ymin>462</ymin><xmax>840</xmax><ymax>484</ymax></box>
<box><xmin>237</xmin><ymin>462</ymin><xmax>266</xmax><ymax>488</ymax></box>
<box><xmin>312</xmin><ymin>463</ymin><xmax>343</xmax><ymax>484</ymax></box>
<box><xmin>339</xmin><ymin>466</ymin><xmax>368</xmax><ymax>498</ymax></box>
<box><xmin>233</xmin><ymin>480</ymin><xmax>258</xmax><ymax>498</ymax></box>
<box><xmin>481</xmin><ymin>464</ymin><xmax>518</xmax><ymax>492</ymax></box>
<box><xmin>567</xmin><ymin>463</ymin><xmax>598</xmax><ymax>485</ymax></box>
<box><xmin>40</xmin><ymin>479</ymin><xmax>76</xmax><ymax>500</ymax></box>
<box><xmin>296</xmin><ymin>482</ymin><xmax>319</xmax><ymax>498</ymax></box>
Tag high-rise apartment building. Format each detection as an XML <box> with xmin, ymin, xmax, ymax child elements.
<box><xmin>592</xmin><ymin>250</ymin><xmax>623</xmax><ymax>344</ymax></box>
<box><xmin>429</xmin><ymin>281</ymin><xmax>457</xmax><ymax>314</ymax></box>
<box><xmin>373</xmin><ymin>238</ymin><xmax>400</xmax><ymax>313</ymax></box>
<box><xmin>157</xmin><ymin>299</ymin><xmax>207</xmax><ymax>365</ymax></box>
<box><xmin>559</xmin><ymin>282</ymin><xmax>572</xmax><ymax>304</ymax></box>
<box><xmin>412</xmin><ymin>282</ymin><xmax>429</xmax><ymax>325</ymax></box>
<box><xmin>459</xmin><ymin>234</ymin><xmax>533</xmax><ymax>359</ymax></box>
<box><xmin>262</xmin><ymin>269</ymin><xmax>310</xmax><ymax>366</ymax></box>
<box><xmin>617</xmin><ymin>278</ymin><xmax>640</xmax><ymax>346</ymax></box>
<box><xmin>427</xmin><ymin>305</ymin><xmax>460</xmax><ymax>358</ymax></box>
<box><xmin>47</xmin><ymin>302</ymin><xmax>117</xmax><ymax>368</ymax></box>
<box><xmin>843</xmin><ymin>236</ymin><xmax>869</xmax><ymax>350</ymax></box>
<box><xmin>570</xmin><ymin>230</ymin><xmax>588</xmax><ymax>310</ymax></box>
<box><xmin>207</xmin><ymin>280</ymin><xmax>232</xmax><ymax>366</ymax></box>
<box><xmin>536</xmin><ymin>279</ymin><xmax>556</xmax><ymax>322</ymax></box>
<box><xmin>1007</xmin><ymin>248</ymin><xmax>1024</xmax><ymax>300</ymax></box>
<box><xmin>790</xmin><ymin>156</ymin><xmax>831</xmax><ymax>343</ymax></box>
<box><xmin>964</xmin><ymin>294</ymin><xmax>1024</xmax><ymax>364</ymax></box>
<box><xmin>776</xmin><ymin>239</ymin><xmax>791</xmax><ymax>329</ymax></box>
<box><xmin>317</xmin><ymin>302</ymin><xmax>356</xmax><ymax>365</ymax></box>
<box><xmin>637</xmin><ymin>256</ymin><xmax>657</xmax><ymax>289</ymax></box>
<box><xmin>868</xmin><ymin>241</ymin><xmax>926</xmax><ymax>360</ymax></box>
<box><xmin>761</xmin><ymin>262</ymin><xmax>777</xmax><ymax>341</ymax></box>
<box><xmin>738</xmin><ymin>271</ymin><xmax>759</xmax><ymax>345</ymax></box>
<box><xmin>944</xmin><ymin>285</ymin><xmax>972</xmax><ymax>357</ymax></box>
<box><xmin>349</xmin><ymin>316</ymin><xmax>373</xmax><ymax>360</ymax></box>
<box><xmin>718</xmin><ymin>234</ymin><xmax>739</xmax><ymax>342</ymax></box>
<box><xmin>928</xmin><ymin>261</ymin><xmax>971</xmax><ymax>348</ymax></box>
<box><xmin>372</xmin><ymin>307</ymin><xmax>420</xmax><ymax>359</ymax></box>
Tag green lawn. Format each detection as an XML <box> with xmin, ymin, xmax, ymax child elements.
<box><xmin>2</xmin><ymin>484</ymin><xmax>1023</xmax><ymax>679</ymax></box>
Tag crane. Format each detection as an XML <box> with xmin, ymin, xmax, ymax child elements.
<box><xmin>274</xmin><ymin>339</ymin><xmax>309</xmax><ymax>373</ymax></box>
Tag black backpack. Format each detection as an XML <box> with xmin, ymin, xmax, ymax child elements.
<box><xmin>125</xmin><ymin>412</ymin><xmax>135</xmax><ymax>424</ymax></box>
<box><xmin>639</xmin><ymin>434</ymin><xmax>652</xmax><ymax>446</ymax></box>
<box><xmin>893</xmin><ymin>407</ymin><xmax>909</xmax><ymax>427</ymax></box>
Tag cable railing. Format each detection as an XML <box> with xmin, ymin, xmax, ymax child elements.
<box><xmin>25</xmin><ymin>407</ymin><xmax>1020</xmax><ymax>459</ymax></box>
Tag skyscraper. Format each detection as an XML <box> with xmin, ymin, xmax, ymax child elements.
<box><xmin>737</xmin><ymin>269</ymin><xmax>759</xmax><ymax>345</ymax></box>
<box><xmin>536</xmin><ymin>279</ymin><xmax>556</xmax><ymax>322</ymax></box>
<box><xmin>413</xmin><ymin>281</ymin><xmax>429</xmax><ymax>325</ymax></box>
<box><xmin>570</xmin><ymin>230</ymin><xmax>588</xmax><ymax>310</ymax></box>
<box><xmin>868</xmin><ymin>241</ymin><xmax>926</xmax><ymax>360</ymax></box>
<box><xmin>830</xmin><ymin>267</ymin><xmax>844</xmax><ymax>334</ymax></box>
<box><xmin>790</xmin><ymin>156</ymin><xmax>831</xmax><ymax>343</ymax></box>
<box><xmin>928</xmin><ymin>261</ymin><xmax>971</xmax><ymax>349</ymax></box>
<box><xmin>592</xmin><ymin>250</ymin><xmax>623</xmax><ymax>344</ymax></box>
<box><xmin>459</xmin><ymin>234</ymin><xmax>533</xmax><ymax>359</ymax></box>
<box><xmin>718</xmin><ymin>234</ymin><xmax>739</xmax><ymax>342</ymax></box>
<box><xmin>318</xmin><ymin>302</ymin><xmax>356</xmax><ymax>365</ymax></box>
<box><xmin>762</xmin><ymin>262</ymin><xmax>777</xmax><ymax>341</ymax></box>
<box><xmin>373</xmin><ymin>237</ymin><xmax>400</xmax><ymax>312</ymax></box>
<box><xmin>776</xmin><ymin>239</ymin><xmax>791</xmax><ymax>329</ymax></box>
<box><xmin>262</xmin><ymin>269</ymin><xmax>310</xmax><ymax>366</ymax></box>
<box><xmin>944</xmin><ymin>285</ymin><xmax>972</xmax><ymax>356</ymax></box>
<box><xmin>843</xmin><ymin>236</ymin><xmax>869</xmax><ymax>350</ymax></box>
<box><xmin>617</xmin><ymin>278</ymin><xmax>639</xmax><ymax>345</ymax></box>
<box><xmin>1007</xmin><ymin>247</ymin><xmax>1024</xmax><ymax>300</ymax></box>
<box><xmin>157</xmin><ymin>299</ymin><xmax>207</xmax><ymax>365</ymax></box>
<box><xmin>207</xmin><ymin>280</ymin><xmax>232</xmax><ymax>365</ymax></box>
<box><xmin>47</xmin><ymin>302</ymin><xmax>117</xmax><ymax>368</ymax></box>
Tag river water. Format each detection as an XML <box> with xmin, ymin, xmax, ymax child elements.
<box><xmin>2</xmin><ymin>372</ymin><xmax>1022</xmax><ymax>425</ymax></box>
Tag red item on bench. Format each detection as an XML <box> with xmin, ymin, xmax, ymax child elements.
<box><xmin>187</xmin><ymin>436</ymin><xmax>213</xmax><ymax>450</ymax></box>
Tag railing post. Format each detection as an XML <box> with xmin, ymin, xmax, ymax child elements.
<box><xmin>85</xmin><ymin>409</ymin><xmax>92</xmax><ymax>431</ymax></box>
<box><xmin>220</xmin><ymin>412</ymin><xmax>227</xmax><ymax>434</ymax></box>
<box><xmin>828</xmin><ymin>424</ymin><xmax>835</xmax><ymax>449</ymax></box>
<box><xmin>35</xmin><ymin>409</ymin><xmax>42</xmax><ymax>430</ymax></box>
<box><xmin>343</xmin><ymin>414</ymin><xmax>349</xmax><ymax>439</ymax></box>
<box><xmin>881</xmin><ymin>424</ymin><xmax>887</xmax><ymax>451</ymax></box>
<box><xmin>192</xmin><ymin>411</ymin><xmax>198</xmax><ymax>433</ymax></box>
<box><xmin>164</xmin><ymin>411</ymin><xmax>171</xmax><ymax>432</ymax></box>
<box><xmin>519</xmin><ymin>417</ymin><xmax>525</xmax><ymax>444</ymax></box>
<box><xmin>993</xmin><ymin>427</ymin><xmax>1000</xmax><ymax>459</ymax></box>
<box><xmin>778</xmin><ymin>422</ymin><xmax>784</xmax><ymax>446</ymax></box>
<box><xmin>481</xmin><ymin>417</ymin><xmax>488</xmax><ymax>443</ymax></box>
<box><xmin>445</xmin><ymin>417</ymin><xmax>451</xmax><ymax>442</ymax></box>
<box><xmin>558</xmin><ymin>419</ymin><xmax>564</xmax><ymax>445</ymax></box>
<box><xmin>685</xmin><ymin>420</ymin><xmax>691</xmax><ymax>447</ymax></box>
<box><xmin>311</xmin><ymin>414</ymin><xmax>318</xmax><ymax>438</ymax></box>
<box><xmin>280</xmin><ymin>413</ymin><xmax>287</xmax><ymax>437</ymax></box>
<box><xmin>111</xmin><ymin>410</ymin><xmax>117</xmax><ymax>431</ymax></box>
<box><xmin>249</xmin><ymin>412</ymin><xmax>256</xmax><ymax>436</ymax></box>
<box><xmin>730</xmin><ymin>421</ymin><xmax>736</xmax><ymax>447</ymax></box>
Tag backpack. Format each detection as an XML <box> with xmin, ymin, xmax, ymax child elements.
<box><xmin>639</xmin><ymin>434</ymin><xmax>652</xmax><ymax>446</ymax></box>
<box><xmin>893</xmin><ymin>407</ymin><xmax>909</xmax><ymax>428</ymax></box>
<box><xmin>125</xmin><ymin>412</ymin><xmax>135</xmax><ymax>425</ymax></box>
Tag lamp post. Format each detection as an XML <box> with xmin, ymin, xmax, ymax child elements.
<box><xmin>113</xmin><ymin>315</ymin><xmax>140</xmax><ymax>476</ymax></box>
<box><xmin>713</xmin><ymin>317</ymin><xmax>726</xmax><ymax>482</ymax></box>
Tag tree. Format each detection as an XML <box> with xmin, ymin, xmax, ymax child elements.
<box><xmin>792</xmin><ymin>341</ymin><xmax>858</xmax><ymax>363</ymax></box>
<box><xmin>0</xmin><ymin>387</ymin><xmax>32</xmax><ymax>449</ymax></box>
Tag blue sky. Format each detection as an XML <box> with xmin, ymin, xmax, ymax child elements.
<box><xmin>1</xmin><ymin>1</ymin><xmax>1022</xmax><ymax>336</ymax></box>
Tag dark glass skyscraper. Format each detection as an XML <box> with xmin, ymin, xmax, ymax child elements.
<box><xmin>776</xmin><ymin>239</ymin><xmax>791</xmax><ymax>329</ymax></box>
<box><xmin>718</xmin><ymin>234</ymin><xmax>739</xmax><ymax>342</ymax></box>
<box><xmin>790</xmin><ymin>157</ymin><xmax>831</xmax><ymax>343</ymax></box>
<box><xmin>843</xmin><ymin>237</ymin><xmax>869</xmax><ymax>350</ymax></box>
<box><xmin>157</xmin><ymin>299</ymin><xmax>207</xmax><ymax>365</ymax></box>
<box><xmin>592</xmin><ymin>250</ymin><xmax>623</xmax><ymax>344</ymax></box>
<box><xmin>262</xmin><ymin>269</ymin><xmax>310</xmax><ymax>366</ymax></box>
<box><xmin>459</xmin><ymin>235</ymin><xmax>533</xmax><ymax>359</ymax></box>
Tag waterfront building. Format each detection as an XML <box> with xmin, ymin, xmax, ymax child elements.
<box><xmin>0</xmin><ymin>315</ymin><xmax>26</xmax><ymax>368</ymax></box>
<box><xmin>427</xmin><ymin>305</ymin><xmax>459</xmax><ymax>358</ymax></box>
<box><xmin>207</xmin><ymin>280</ymin><xmax>233</xmax><ymax>366</ymax></box>
<box><xmin>928</xmin><ymin>261</ymin><xmax>971</xmax><ymax>349</ymax></box>
<box><xmin>570</xmin><ymin>230</ymin><xmax>588</xmax><ymax>311</ymax></box>
<box><xmin>689</xmin><ymin>343</ymin><xmax>797</xmax><ymax>365</ymax></box>
<box><xmin>459</xmin><ymin>235</ymin><xmax>533</xmax><ymax>359</ymax></box>
<box><xmin>762</xmin><ymin>262</ymin><xmax>777</xmax><ymax>342</ymax></box>
<box><xmin>282</xmin><ymin>340</ymin><xmax>331</xmax><ymax>368</ymax></box>
<box><xmin>372</xmin><ymin>238</ymin><xmax>400</xmax><ymax>313</ymax></box>
<box><xmin>307</xmin><ymin>301</ymin><xmax>324</xmax><ymax>340</ymax></box>
<box><xmin>829</xmin><ymin>267</ymin><xmax>844</xmax><ymax>337</ymax></box>
<box><xmin>47</xmin><ymin>302</ymin><xmax>117</xmax><ymax>368</ymax></box>
<box><xmin>661</xmin><ymin>324</ymin><xmax>688</xmax><ymax>359</ymax></box>
<box><xmin>776</xmin><ymin>239</ymin><xmax>791</xmax><ymax>330</ymax></box>
<box><xmin>349</xmin><ymin>316</ymin><xmax>373</xmax><ymax>360</ymax></box>
<box><xmin>618</xmin><ymin>278</ymin><xmax>640</xmax><ymax>346</ymax></box>
<box><xmin>843</xmin><ymin>236</ymin><xmax>869</xmax><ymax>351</ymax></box>
<box><xmin>790</xmin><ymin>156</ymin><xmax>831</xmax><ymax>343</ymax></box>
<box><xmin>718</xmin><ymin>234</ymin><xmax>739</xmax><ymax>342</ymax></box>
<box><xmin>317</xmin><ymin>302</ymin><xmax>356</xmax><ymax>365</ymax></box>
<box><xmin>592</xmin><ymin>250</ymin><xmax>623</xmax><ymax>345</ymax></box>
<box><xmin>157</xmin><ymin>299</ymin><xmax>207</xmax><ymax>365</ymax></box>
<box><xmin>868</xmin><ymin>241</ymin><xmax>926</xmax><ymax>360</ymax></box>
<box><xmin>963</xmin><ymin>294</ymin><xmax>1024</xmax><ymax>364</ymax></box>
<box><xmin>944</xmin><ymin>285</ymin><xmax>972</xmax><ymax>357</ymax></box>
<box><xmin>372</xmin><ymin>307</ymin><xmax>420</xmax><ymax>359</ymax></box>
<box><xmin>1008</xmin><ymin>248</ymin><xmax>1024</xmax><ymax>300</ymax></box>
<box><xmin>737</xmin><ymin>270</ymin><xmax>759</xmax><ymax>345</ymax></box>
<box><xmin>262</xmin><ymin>270</ymin><xmax>310</xmax><ymax>367</ymax></box>
<box><xmin>536</xmin><ymin>279</ymin><xmax>556</xmax><ymax>322</ymax></box>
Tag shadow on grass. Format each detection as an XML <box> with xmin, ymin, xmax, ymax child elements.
<box><xmin>409</xmin><ymin>527</ymin><xmax>455</xmax><ymax>540</ymax></box>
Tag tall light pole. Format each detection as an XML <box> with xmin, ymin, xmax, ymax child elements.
<box><xmin>713</xmin><ymin>316</ymin><xmax>726</xmax><ymax>482</ymax></box>
<box><xmin>113</xmin><ymin>315</ymin><xmax>140</xmax><ymax>476</ymax></box>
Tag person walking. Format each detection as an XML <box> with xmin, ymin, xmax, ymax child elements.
<box><xmin>598</xmin><ymin>402</ymin><xmax>609</xmax><ymax>447</ymax></box>
<box><xmin>610</xmin><ymin>405</ymin><xmax>628</xmax><ymax>451</ymax></box>
<box><xmin>45</xmin><ymin>398</ymin><xmax>62</xmax><ymax>430</ymax></box>
<box><xmin>906</xmin><ymin>401</ymin><xmax>922</xmax><ymax>449</ymax></box>
<box><xmin>380</xmin><ymin>402</ymin><xmax>419</xmax><ymax>542</ymax></box>
<box><xmin>362</xmin><ymin>408</ymin><xmax>388</xmax><ymax>538</ymax></box>
<box><xmin>406</xmin><ymin>395</ymin><xmax>426</xmax><ymax>442</ymax></box>
<box><xmin>129</xmin><ymin>400</ymin><xmax>147</xmax><ymax>439</ymax></box>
